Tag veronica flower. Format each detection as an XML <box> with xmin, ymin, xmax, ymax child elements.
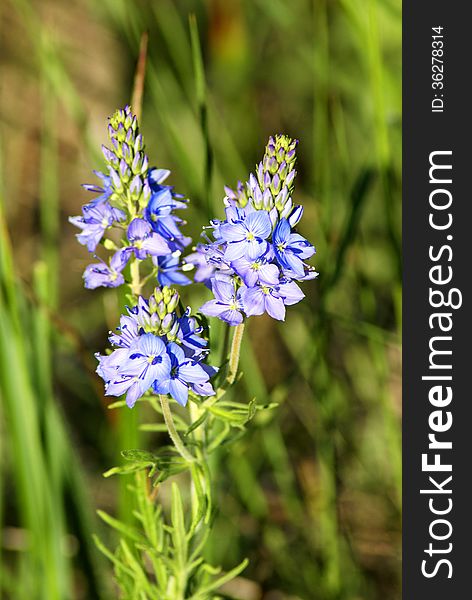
<box><xmin>69</xmin><ymin>202</ymin><xmax>125</xmax><ymax>252</ymax></box>
<box><xmin>95</xmin><ymin>287</ymin><xmax>216</xmax><ymax>408</ymax></box>
<box><xmin>96</xmin><ymin>348</ymin><xmax>131</xmax><ymax>384</ymax></box>
<box><xmin>196</xmin><ymin>135</ymin><xmax>317</xmax><ymax>325</ymax></box>
<box><xmin>231</xmin><ymin>255</ymin><xmax>280</xmax><ymax>288</ymax></box>
<box><xmin>108</xmin><ymin>314</ymin><xmax>140</xmax><ymax>348</ymax></box>
<box><xmin>145</xmin><ymin>174</ymin><xmax>191</xmax><ymax>250</ymax></box>
<box><xmin>153</xmin><ymin>342</ymin><xmax>215</xmax><ymax>407</ymax></box>
<box><xmin>104</xmin><ymin>333</ymin><xmax>172</xmax><ymax>408</ymax></box>
<box><xmin>277</xmin><ymin>280</ymin><xmax>305</xmax><ymax>305</ymax></box>
<box><xmin>154</xmin><ymin>254</ymin><xmax>191</xmax><ymax>287</ymax></box>
<box><xmin>240</xmin><ymin>279</ymin><xmax>305</xmax><ymax>321</ymax></box>
<box><xmin>219</xmin><ymin>211</ymin><xmax>272</xmax><ymax>261</ymax></box>
<box><xmin>200</xmin><ymin>279</ymin><xmax>245</xmax><ymax>325</ymax></box>
<box><xmin>127</xmin><ymin>218</ymin><xmax>171</xmax><ymax>259</ymax></box>
<box><xmin>148</xmin><ymin>167</ymin><xmax>172</xmax><ymax>187</ymax></box>
<box><xmin>273</xmin><ymin>218</ymin><xmax>315</xmax><ymax>278</ymax></box>
<box><xmin>82</xmin><ymin>170</ymin><xmax>113</xmax><ymax>206</ymax></box>
<box><xmin>192</xmin><ymin>363</ymin><xmax>219</xmax><ymax>397</ymax></box>
<box><xmin>240</xmin><ymin>284</ymin><xmax>286</xmax><ymax>320</ymax></box>
<box><xmin>84</xmin><ymin>248</ymin><xmax>132</xmax><ymax>289</ymax></box>
<box><xmin>282</xmin><ymin>264</ymin><xmax>319</xmax><ymax>281</ymax></box>
<box><xmin>184</xmin><ymin>247</ymin><xmax>217</xmax><ymax>285</ymax></box>
<box><xmin>177</xmin><ymin>309</ymin><xmax>208</xmax><ymax>355</ymax></box>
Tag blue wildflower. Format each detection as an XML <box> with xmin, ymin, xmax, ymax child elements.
<box><xmin>153</xmin><ymin>342</ymin><xmax>215</xmax><ymax>407</ymax></box>
<box><xmin>108</xmin><ymin>314</ymin><xmax>140</xmax><ymax>349</ymax></box>
<box><xmin>82</xmin><ymin>170</ymin><xmax>113</xmax><ymax>206</ymax></box>
<box><xmin>277</xmin><ymin>280</ymin><xmax>305</xmax><ymax>305</ymax></box>
<box><xmin>95</xmin><ymin>287</ymin><xmax>216</xmax><ymax>407</ymax></box>
<box><xmin>184</xmin><ymin>247</ymin><xmax>217</xmax><ymax>285</ymax></box>
<box><xmin>69</xmin><ymin>201</ymin><xmax>125</xmax><ymax>252</ymax></box>
<box><xmin>70</xmin><ymin>106</ymin><xmax>193</xmax><ymax>291</ymax></box>
<box><xmin>177</xmin><ymin>309</ymin><xmax>208</xmax><ymax>355</ymax></box>
<box><xmin>273</xmin><ymin>218</ymin><xmax>315</xmax><ymax>278</ymax></box>
<box><xmin>105</xmin><ymin>334</ymin><xmax>172</xmax><ymax>408</ymax></box>
<box><xmin>196</xmin><ymin>135</ymin><xmax>318</xmax><ymax>324</ymax></box>
<box><xmin>153</xmin><ymin>250</ymin><xmax>191</xmax><ymax>286</ymax></box>
<box><xmin>145</xmin><ymin>170</ymin><xmax>191</xmax><ymax>250</ymax></box>
<box><xmin>219</xmin><ymin>211</ymin><xmax>272</xmax><ymax>261</ymax></box>
<box><xmin>84</xmin><ymin>248</ymin><xmax>132</xmax><ymax>289</ymax></box>
<box><xmin>240</xmin><ymin>284</ymin><xmax>286</xmax><ymax>321</ymax></box>
<box><xmin>240</xmin><ymin>279</ymin><xmax>305</xmax><ymax>321</ymax></box>
<box><xmin>127</xmin><ymin>218</ymin><xmax>171</xmax><ymax>259</ymax></box>
<box><xmin>231</xmin><ymin>255</ymin><xmax>280</xmax><ymax>288</ymax></box>
<box><xmin>155</xmin><ymin>254</ymin><xmax>191</xmax><ymax>287</ymax></box>
<box><xmin>200</xmin><ymin>279</ymin><xmax>245</xmax><ymax>325</ymax></box>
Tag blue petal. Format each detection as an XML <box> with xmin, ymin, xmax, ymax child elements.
<box><xmin>200</xmin><ymin>299</ymin><xmax>227</xmax><ymax>318</ymax></box>
<box><xmin>128</xmin><ymin>218</ymin><xmax>152</xmax><ymax>242</ymax></box>
<box><xmin>265</xmin><ymin>294</ymin><xmax>285</xmax><ymax>321</ymax></box>
<box><xmin>169</xmin><ymin>379</ymin><xmax>189</xmax><ymax>407</ymax></box>
<box><xmin>273</xmin><ymin>218</ymin><xmax>291</xmax><ymax>245</ymax></box>
<box><xmin>218</xmin><ymin>308</ymin><xmax>243</xmax><ymax>325</ymax></box>
<box><xmin>240</xmin><ymin>287</ymin><xmax>265</xmax><ymax>317</ymax></box>
<box><xmin>246</xmin><ymin>211</ymin><xmax>271</xmax><ymax>239</ymax></box>
<box><xmin>137</xmin><ymin>333</ymin><xmax>166</xmax><ymax>357</ymax></box>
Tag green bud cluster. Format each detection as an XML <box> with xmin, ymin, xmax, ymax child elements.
<box><xmin>257</xmin><ymin>134</ymin><xmax>298</xmax><ymax>209</ymax></box>
<box><xmin>150</xmin><ymin>286</ymin><xmax>180</xmax><ymax>319</ymax></box>
<box><xmin>138</xmin><ymin>286</ymin><xmax>181</xmax><ymax>339</ymax></box>
<box><xmin>103</xmin><ymin>105</ymin><xmax>151</xmax><ymax>215</ymax></box>
<box><xmin>233</xmin><ymin>134</ymin><xmax>298</xmax><ymax>213</ymax></box>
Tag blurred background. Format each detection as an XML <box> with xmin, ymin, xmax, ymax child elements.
<box><xmin>0</xmin><ymin>0</ymin><xmax>401</xmax><ymax>599</ymax></box>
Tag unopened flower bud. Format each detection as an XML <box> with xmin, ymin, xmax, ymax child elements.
<box><xmin>161</xmin><ymin>313</ymin><xmax>174</xmax><ymax>333</ymax></box>
<box><xmin>167</xmin><ymin>292</ymin><xmax>180</xmax><ymax>313</ymax></box>
<box><xmin>157</xmin><ymin>301</ymin><xmax>167</xmax><ymax>319</ymax></box>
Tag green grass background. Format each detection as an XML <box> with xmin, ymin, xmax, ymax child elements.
<box><xmin>0</xmin><ymin>0</ymin><xmax>401</xmax><ymax>598</ymax></box>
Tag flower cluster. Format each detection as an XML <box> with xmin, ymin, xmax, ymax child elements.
<box><xmin>96</xmin><ymin>286</ymin><xmax>216</xmax><ymax>408</ymax></box>
<box><xmin>188</xmin><ymin>135</ymin><xmax>318</xmax><ymax>324</ymax></box>
<box><xmin>70</xmin><ymin>106</ymin><xmax>191</xmax><ymax>290</ymax></box>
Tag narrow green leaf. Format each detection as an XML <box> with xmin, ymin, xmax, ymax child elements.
<box><xmin>189</xmin><ymin>559</ymin><xmax>249</xmax><ymax>599</ymax></box>
<box><xmin>97</xmin><ymin>510</ymin><xmax>144</xmax><ymax>544</ymax></box>
<box><xmin>170</xmin><ymin>482</ymin><xmax>188</xmax><ymax>571</ymax></box>
<box><xmin>93</xmin><ymin>535</ymin><xmax>134</xmax><ymax>578</ymax></box>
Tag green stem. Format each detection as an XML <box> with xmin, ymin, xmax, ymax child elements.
<box><xmin>130</xmin><ymin>259</ymin><xmax>142</xmax><ymax>296</ymax></box>
<box><xmin>225</xmin><ymin>322</ymin><xmax>245</xmax><ymax>386</ymax></box>
<box><xmin>159</xmin><ymin>395</ymin><xmax>195</xmax><ymax>463</ymax></box>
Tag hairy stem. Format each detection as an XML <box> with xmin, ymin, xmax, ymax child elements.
<box><xmin>225</xmin><ymin>322</ymin><xmax>245</xmax><ymax>386</ymax></box>
<box><xmin>159</xmin><ymin>395</ymin><xmax>195</xmax><ymax>463</ymax></box>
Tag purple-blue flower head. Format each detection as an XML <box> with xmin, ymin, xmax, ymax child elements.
<box><xmin>82</xmin><ymin>170</ymin><xmax>113</xmax><ymax>206</ymax></box>
<box><xmin>184</xmin><ymin>247</ymin><xmax>217</xmax><ymax>286</ymax></box>
<box><xmin>176</xmin><ymin>309</ymin><xmax>208</xmax><ymax>355</ymax></box>
<box><xmin>240</xmin><ymin>284</ymin><xmax>286</xmax><ymax>320</ymax></box>
<box><xmin>240</xmin><ymin>280</ymin><xmax>305</xmax><ymax>321</ymax></box>
<box><xmin>108</xmin><ymin>314</ymin><xmax>140</xmax><ymax>349</ymax></box>
<box><xmin>105</xmin><ymin>333</ymin><xmax>171</xmax><ymax>408</ymax></box>
<box><xmin>196</xmin><ymin>135</ymin><xmax>317</xmax><ymax>324</ymax></box>
<box><xmin>231</xmin><ymin>256</ymin><xmax>280</xmax><ymax>288</ymax></box>
<box><xmin>95</xmin><ymin>287</ymin><xmax>216</xmax><ymax>407</ymax></box>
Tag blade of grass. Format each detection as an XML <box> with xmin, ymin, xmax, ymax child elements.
<box><xmin>189</xmin><ymin>14</ymin><xmax>214</xmax><ymax>219</ymax></box>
